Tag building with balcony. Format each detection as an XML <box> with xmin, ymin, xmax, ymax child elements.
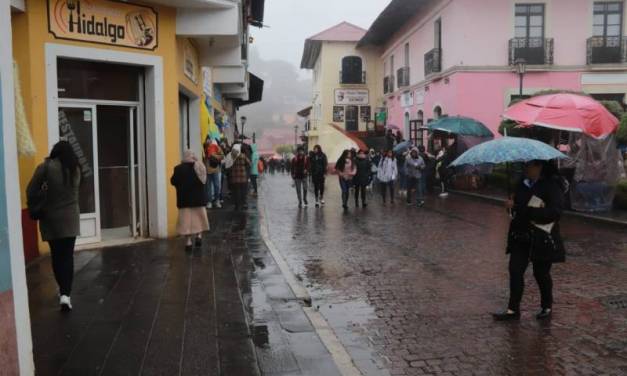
<box><xmin>300</xmin><ymin>22</ymin><xmax>383</xmax><ymax>162</ymax></box>
<box><xmin>358</xmin><ymin>0</ymin><xmax>627</xmax><ymax>146</ymax></box>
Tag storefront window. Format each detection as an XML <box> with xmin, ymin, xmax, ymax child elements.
<box><xmin>57</xmin><ymin>58</ymin><xmax>141</xmax><ymax>101</ymax></box>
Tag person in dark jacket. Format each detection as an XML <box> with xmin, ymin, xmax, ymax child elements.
<box><xmin>171</xmin><ymin>150</ymin><xmax>209</xmax><ymax>252</ymax></box>
<box><xmin>310</xmin><ymin>145</ymin><xmax>328</xmax><ymax>207</ymax></box>
<box><xmin>27</xmin><ymin>141</ymin><xmax>80</xmax><ymax>311</ymax></box>
<box><xmin>353</xmin><ymin>150</ymin><xmax>372</xmax><ymax>207</ymax></box>
<box><xmin>493</xmin><ymin>160</ymin><xmax>566</xmax><ymax>321</ymax></box>
<box><xmin>291</xmin><ymin>146</ymin><xmax>310</xmax><ymax>208</ymax></box>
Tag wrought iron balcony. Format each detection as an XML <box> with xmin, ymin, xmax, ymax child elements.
<box><xmin>383</xmin><ymin>75</ymin><xmax>395</xmax><ymax>94</ymax></box>
<box><xmin>508</xmin><ymin>38</ymin><xmax>554</xmax><ymax>65</ymax></box>
<box><xmin>339</xmin><ymin>70</ymin><xmax>366</xmax><ymax>84</ymax></box>
<box><xmin>424</xmin><ymin>48</ymin><xmax>442</xmax><ymax>76</ymax></box>
<box><xmin>397</xmin><ymin>67</ymin><xmax>410</xmax><ymax>87</ymax></box>
<box><xmin>587</xmin><ymin>36</ymin><xmax>627</xmax><ymax>64</ymax></box>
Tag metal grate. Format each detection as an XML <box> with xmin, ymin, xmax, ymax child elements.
<box><xmin>600</xmin><ymin>295</ymin><xmax>627</xmax><ymax>310</ymax></box>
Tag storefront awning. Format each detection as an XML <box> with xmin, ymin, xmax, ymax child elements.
<box><xmin>297</xmin><ymin>106</ymin><xmax>312</xmax><ymax>118</ymax></box>
<box><xmin>236</xmin><ymin>73</ymin><xmax>263</xmax><ymax>107</ymax></box>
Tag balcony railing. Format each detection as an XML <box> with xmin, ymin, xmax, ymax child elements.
<box><xmin>508</xmin><ymin>38</ymin><xmax>554</xmax><ymax>65</ymax></box>
<box><xmin>587</xmin><ymin>36</ymin><xmax>627</xmax><ymax>64</ymax></box>
<box><xmin>397</xmin><ymin>67</ymin><xmax>410</xmax><ymax>87</ymax></box>
<box><xmin>424</xmin><ymin>48</ymin><xmax>442</xmax><ymax>76</ymax></box>
<box><xmin>384</xmin><ymin>75</ymin><xmax>395</xmax><ymax>94</ymax></box>
<box><xmin>339</xmin><ymin>70</ymin><xmax>366</xmax><ymax>84</ymax></box>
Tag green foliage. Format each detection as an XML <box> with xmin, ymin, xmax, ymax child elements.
<box><xmin>275</xmin><ymin>144</ymin><xmax>294</xmax><ymax>155</ymax></box>
<box><xmin>617</xmin><ymin>114</ymin><xmax>627</xmax><ymax>145</ymax></box>
<box><xmin>600</xmin><ymin>100</ymin><xmax>625</xmax><ymax>119</ymax></box>
<box><xmin>530</xmin><ymin>89</ymin><xmax>590</xmax><ymax>97</ymax></box>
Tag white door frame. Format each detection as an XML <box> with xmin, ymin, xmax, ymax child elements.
<box><xmin>45</xmin><ymin>43</ymin><xmax>168</xmax><ymax>239</ymax></box>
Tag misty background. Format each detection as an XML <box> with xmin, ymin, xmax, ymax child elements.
<box><xmin>239</xmin><ymin>0</ymin><xmax>390</xmax><ymax>146</ymax></box>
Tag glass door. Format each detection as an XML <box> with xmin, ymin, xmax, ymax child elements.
<box><xmin>58</xmin><ymin>104</ymin><xmax>100</xmax><ymax>244</ymax></box>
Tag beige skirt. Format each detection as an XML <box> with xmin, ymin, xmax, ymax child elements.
<box><xmin>176</xmin><ymin>207</ymin><xmax>210</xmax><ymax>236</ymax></box>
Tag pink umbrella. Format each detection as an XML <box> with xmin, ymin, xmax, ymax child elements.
<box><xmin>503</xmin><ymin>93</ymin><xmax>619</xmax><ymax>139</ymax></box>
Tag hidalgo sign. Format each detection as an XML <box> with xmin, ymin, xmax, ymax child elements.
<box><xmin>47</xmin><ymin>0</ymin><xmax>158</xmax><ymax>50</ymax></box>
<box><xmin>334</xmin><ymin>89</ymin><xmax>369</xmax><ymax>105</ymax></box>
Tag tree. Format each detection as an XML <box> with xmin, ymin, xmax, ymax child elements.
<box><xmin>618</xmin><ymin>114</ymin><xmax>627</xmax><ymax>145</ymax></box>
<box><xmin>275</xmin><ymin>144</ymin><xmax>294</xmax><ymax>155</ymax></box>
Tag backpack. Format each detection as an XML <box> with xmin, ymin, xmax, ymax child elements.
<box><xmin>27</xmin><ymin>161</ymin><xmax>49</xmax><ymax>221</ymax></box>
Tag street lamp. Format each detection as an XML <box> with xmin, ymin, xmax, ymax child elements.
<box><xmin>514</xmin><ymin>58</ymin><xmax>527</xmax><ymax>98</ymax></box>
<box><xmin>240</xmin><ymin>116</ymin><xmax>247</xmax><ymax>138</ymax></box>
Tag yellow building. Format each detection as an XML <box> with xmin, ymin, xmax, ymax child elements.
<box><xmin>300</xmin><ymin>22</ymin><xmax>384</xmax><ymax>162</ymax></box>
<box><xmin>10</xmin><ymin>0</ymin><xmax>263</xmax><ymax>257</ymax></box>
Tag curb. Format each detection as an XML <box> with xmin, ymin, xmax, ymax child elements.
<box><xmin>257</xmin><ymin>192</ymin><xmax>364</xmax><ymax>376</ymax></box>
<box><xmin>450</xmin><ymin>190</ymin><xmax>627</xmax><ymax>228</ymax></box>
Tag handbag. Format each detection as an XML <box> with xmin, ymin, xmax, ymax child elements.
<box><xmin>27</xmin><ymin>161</ymin><xmax>49</xmax><ymax>221</ymax></box>
<box><xmin>529</xmin><ymin>225</ymin><xmax>559</xmax><ymax>262</ymax></box>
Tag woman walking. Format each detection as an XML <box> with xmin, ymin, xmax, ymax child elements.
<box><xmin>310</xmin><ymin>145</ymin><xmax>328</xmax><ymax>207</ymax></box>
<box><xmin>335</xmin><ymin>150</ymin><xmax>356</xmax><ymax>209</ymax></box>
<box><xmin>405</xmin><ymin>148</ymin><xmax>426</xmax><ymax>207</ymax></box>
<box><xmin>377</xmin><ymin>150</ymin><xmax>398</xmax><ymax>204</ymax></box>
<box><xmin>170</xmin><ymin>150</ymin><xmax>210</xmax><ymax>253</ymax></box>
<box><xmin>27</xmin><ymin>141</ymin><xmax>81</xmax><ymax>311</ymax></box>
<box><xmin>493</xmin><ymin>160</ymin><xmax>566</xmax><ymax>321</ymax></box>
<box><xmin>291</xmin><ymin>146</ymin><xmax>310</xmax><ymax>208</ymax></box>
<box><xmin>228</xmin><ymin>144</ymin><xmax>252</xmax><ymax>210</ymax></box>
<box><xmin>353</xmin><ymin>150</ymin><xmax>372</xmax><ymax>208</ymax></box>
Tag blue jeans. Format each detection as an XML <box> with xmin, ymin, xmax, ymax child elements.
<box><xmin>206</xmin><ymin>172</ymin><xmax>221</xmax><ymax>203</ymax></box>
<box><xmin>407</xmin><ymin>177</ymin><xmax>425</xmax><ymax>204</ymax></box>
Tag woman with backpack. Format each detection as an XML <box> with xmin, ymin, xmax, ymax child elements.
<box><xmin>377</xmin><ymin>150</ymin><xmax>398</xmax><ymax>204</ymax></box>
<box><xmin>171</xmin><ymin>150</ymin><xmax>210</xmax><ymax>253</ymax></box>
<box><xmin>492</xmin><ymin>160</ymin><xmax>566</xmax><ymax>321</ymax></box>
<box><xmin>335</xmin><ymin>149</ymin><xmax>356</xmax><ymax>210</ymax></box>
<box><xmin>27</xmin><ymin>140</ymin><xmax>81</xmax><ymax>311</ymax></box>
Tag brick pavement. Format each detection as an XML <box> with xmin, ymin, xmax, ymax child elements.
<box><xmin>261</xmin><ymin>174</ymin><xmax>627</xmax><ymax>376</ymax></box>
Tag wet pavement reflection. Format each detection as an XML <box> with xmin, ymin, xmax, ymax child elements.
<box><xmin>261</xmin><ymin>174</ymin><xmax>627</xmax><ymax>376</ymax></box>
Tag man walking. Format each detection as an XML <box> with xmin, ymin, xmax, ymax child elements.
<box><xmin>291</xmin><ymin>146</ymin><xmax>310</xmax><ymax>208</ymax></box>
<box><xmin>309</xmin><ymin>145</ymin><xmax>328</xmax><ymax>207</ymax></box>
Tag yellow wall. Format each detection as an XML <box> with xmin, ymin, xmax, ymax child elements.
<box><xmin>310</xmin><ymin>41</ymin><xmax>383</xmax><ymax>162</ymax></box>
<box><xmin>11</xmin><ymin>1</ymin><xmax>192</xmax><ymax>252</ymax></box>
<box><xmin>176</xmin><ymin>38</ymin><xmax>202</xmax><ymax>96</ymax></box>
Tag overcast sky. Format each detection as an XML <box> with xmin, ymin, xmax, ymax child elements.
<box><xmin>249</xmin><ymin>0</ymin><xmax>391</xmax><ymax>76</ymax></box>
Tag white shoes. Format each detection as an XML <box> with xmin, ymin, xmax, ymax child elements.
<box><xmin>215</xmin><ymin>201</ymin><xmax>222</xmax><ymax>208</ymax></box>
<box><xmin>60</xmin><ymin>295</ymin><xmax>72</xmax><ymax>311</ymax></box>
<box><xmin>207</xmin><ymin>202</ymin><xmax>213</xmax><ymax>209</ymax></box>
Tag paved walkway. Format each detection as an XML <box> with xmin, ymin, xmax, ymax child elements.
<box><xmin>261</xmin><ymin>174</ymin><xmax>627</xmax><ymax>376</ymax></box>
<box><xmin>27</xmin><ymin>200</ymin><xmax>339</xmax><ymax>376</ymax></box>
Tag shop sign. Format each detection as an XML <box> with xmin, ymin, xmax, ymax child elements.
<box><xmin>184</xmin><ymin>40</ymin><xmax>199</xmax><ymax>84</ymax></box>
<box><xmin>202</xmin><ymin>68</ymin><xmax>213</xmax><ymax>97</ymax></box>
<box><xmin>47</xmin><ymin>0</ymin><xmax>158</xmax><ymax>50</ymax></box>
<box><xmin>400</xmin><ymin>91</ymin><xmax>413</xmax><ymax>108</ymax></box>
<box><xmin>414</xmin><ymin>89</ymin><xmax>425</xmax><ymax>105</ymax></box>
<box><xmin>334</xmin><ymin>89</ymin><xmax>369</xmax><ymax>105</ymax></box>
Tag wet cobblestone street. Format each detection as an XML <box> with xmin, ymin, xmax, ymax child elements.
<box><xmin>260</xmin><ymin>174</ymin><xmax>627</xmax><ymax>376</ymax></box>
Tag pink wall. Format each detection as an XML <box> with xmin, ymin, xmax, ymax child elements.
<box><xmin>388</xmin><ymin>70</ymin><xmax>583</xmax><ymax>137</ymax></box>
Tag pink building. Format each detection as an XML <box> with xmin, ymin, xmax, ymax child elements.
<box><xmin>357</xmin><ymin>0</ymin><xmax>627</xmax><ymax>145</ymax></box>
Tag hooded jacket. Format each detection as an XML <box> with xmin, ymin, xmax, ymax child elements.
<box><xmin>377</xmin><ymin>157</ymin><xmax>398</xmax><ymax>183</ymax></box>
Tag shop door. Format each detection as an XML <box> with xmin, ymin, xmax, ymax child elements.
<box><xmin>345</xmin><ymin>105</ymin><xmax>358</xmax><ymax>132</ymax></box>
<box><xmin>58</xmin><ymin>105</ymin><xmax>101</xmax><ymax>244</ymax></box>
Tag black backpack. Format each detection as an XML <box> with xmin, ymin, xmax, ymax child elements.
<box><xmin>27</xmin><ymin>161</ymin><xmax>49</xmax><ymax>221</ymax></box>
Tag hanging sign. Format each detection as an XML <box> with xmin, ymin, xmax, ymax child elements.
<box><xmin>184</xmin><ymin>40</ymin><xmax>199</xmax><ymax>84</ymax></box>
<box><xmin>202</xmin><ymin>68</ymin><xmax>213</xmax><ymax>97</ymax></box>
<box><xmin>334</xmin><ymin>89</ymin><xmax>369</xmax><ymax>105</ymax></box>
<box><xmin>47</xmin><ymin>0</ymin><xmax>158</xmax><ymax>50</ymax></box>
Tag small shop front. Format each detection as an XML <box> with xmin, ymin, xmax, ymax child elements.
<box><xmin>12</xmin><ymin>0</ymin><xmax>192</xmax><ymax>251</ymax></box>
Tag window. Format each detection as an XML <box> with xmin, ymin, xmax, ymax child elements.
<box><xmin>404</xmin><ymin>43</ymin><xmax>410</xmax><ymax>67</ymax></box>
<box><xmin>434</xmin><ymin>18</ymin><xmax>442</xmax><ymax>49</ymax></box>
<box><xmin>390</xmin><ymin>55</ymin><xmax>395</xmax><ymax>75</ymax></box>
<box><xmin>593</xmin><ymin>2</ymin><xmax>623</xmax><ymax>38</ymax></box>
<box><xmin>515</xmin><ymin>4</ymin><xmax>545</xmax><ymax>39</ymax></box>
<box><xmin>433</xmin><ymin>106</ymin><xmax>442</xmax><ymax>119</ymax></box>
<box><xmin>341</xmin><ymin>56</ymin><xmax>363</xmax><ymax>84</ymax></box>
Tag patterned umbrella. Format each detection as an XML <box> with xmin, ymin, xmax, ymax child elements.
<box><xmin>450</xmin><ymin>137</ymin><xmax>567</xmax><ymax>167</ymax></box>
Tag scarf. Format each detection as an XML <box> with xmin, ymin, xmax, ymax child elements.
<box><xmin>183</xmin><ymin>150</ymin><xmax>207</xmax><ymax>184</ymax></box>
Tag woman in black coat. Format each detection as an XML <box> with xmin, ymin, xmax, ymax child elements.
<box><xmin>493</xmin><ymin>160</ymin><xmax>566</xmax><ymax>321</ymax></box>
<box><xmin>353</xmin><ymin>150</ymin><xmax>372</xmax><ymax>207</ymax></box>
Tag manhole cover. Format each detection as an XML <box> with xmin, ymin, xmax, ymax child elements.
<box><xmin>600</xmin><ymin>295</ymin><xmax>627</xmax><ymax>310</ymax></box>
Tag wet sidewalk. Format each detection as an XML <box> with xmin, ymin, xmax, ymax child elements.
<box><xmin>26</xmin><ymin>199</ymin><xmax>340</xmax><ymax>376</ymax></box>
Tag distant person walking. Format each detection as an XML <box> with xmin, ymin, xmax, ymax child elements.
<box><xmin>377</xmin><ymin>150</ymin><xmax>398</xmax><ymax>204</ymax></box>
<box><xmin>310</xmin><ymin>144</ymin><xmax>328</xmax><ymax>207</ymax></box>
<box><xmin>291</xmin><ymin>146</ymin><xmax>310</xmax><ymax>208</ymax></box>
<box><xmin>27</xmin><ymin>141</ymin><xmax>81</xmax><ymax>311</ymax></box>
<box><xmin>335</xmin><ymin>150</ymin><xmax>356</xmax><ymax>209</ymax></box>
<box><xmin>405</xmin><ymin>148</ymin><xmax>426</xmax><ymax>207</ymax></box>
<box><xmin>250</xmin><ymin>144</ymin><xmax>260</xmax><ymax>196</ymax></box>
<box><xmin>228</xmin><ymin>144</ymin><xmax>251</xmax><ymax>210</ymax></box>
<box><xmin>203</xmin><ymin>137</ymin><xmax>224</xmax><ymax>209</ymax></box>
<box><xmin>353</xmin><ymin>150</ymin><xmax>372</xmax><ymax>208</ymax></box>
<box><xmin>171</xmin><ymin>150</ymin><xmax>210</xmax><ymax>253</ymax></box>
<box><xmin>493</xmin><ymin>160</ymin><xmax>566</xmax><ymax>321</ymax></box>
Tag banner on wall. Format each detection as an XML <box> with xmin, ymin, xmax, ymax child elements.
<box><xmin>47</xmin><ymin>0</ymin><xmax>158</xmax><ymax>50</ymax></box>
<box><xmin>334</xmin><ymin>89</ymin><xmax>369</xmax><ymax>105</ymax></box>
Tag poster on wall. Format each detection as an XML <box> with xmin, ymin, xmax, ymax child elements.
<box><xmin>334</xmin><ymin>89</ymin><xmax>369</xmax><ymax>105</ymax></box>
<box><xmin>202</xmin><ymin>68</ymin><xmax>213</xmax><ymax>97</ymax></box>
<box><xmin>360</xmin><ymin>106</ymin><xmax>371</xmax><ymax>122</ymax></box>
<box><xmin>333</xmin><ymin>106</ymin><xmax>345</xmax><ymax>122</ymax></box>
<box><xmin>47</xmin><ymin>0</ymin><xmax>159</xmax><ymax>50</ymax></box>
<box><xmin>184</xmin><ymin>40</ymin><xmax>199</xmax><ymax>84</ymax></box>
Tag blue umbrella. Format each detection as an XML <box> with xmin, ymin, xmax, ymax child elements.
<box><xmin>393</xmin><ymin>140</ymin><xmax>412</xmax><ymax>154</ymax></box>
<box><xmin>450</xmin><ymin>137</ymin><xmax>567</xmax><ymax>167</ymax></box>
<box><xmin>427</xmin><ymin>116</ymin><xmax>494</xmax><ymax>138</ymax></box>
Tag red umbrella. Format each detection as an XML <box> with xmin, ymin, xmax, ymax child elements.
<box><xmin>503</xmin><ymin>93</ymin><xmax>619</xmax><ymax>139</ymax></box>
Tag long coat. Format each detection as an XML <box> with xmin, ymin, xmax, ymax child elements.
<box><xmin>354</xmin><ymin>157</ymin><xmax>372</xmax><ymax>186</ymax></box>
<box><xmin>27</xmin><ymin>159</ymin><xmax>80</xmax><ymax>241</ymax></box>
<box><xmin>507</xmin><ymin>177</ymin><xmax>566</xmax><ymax>263</ymax></box>
<box><xmin>170</xmin><ymin>162</ymin><xmax>208</xmax><ymax>208</ymax></box>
